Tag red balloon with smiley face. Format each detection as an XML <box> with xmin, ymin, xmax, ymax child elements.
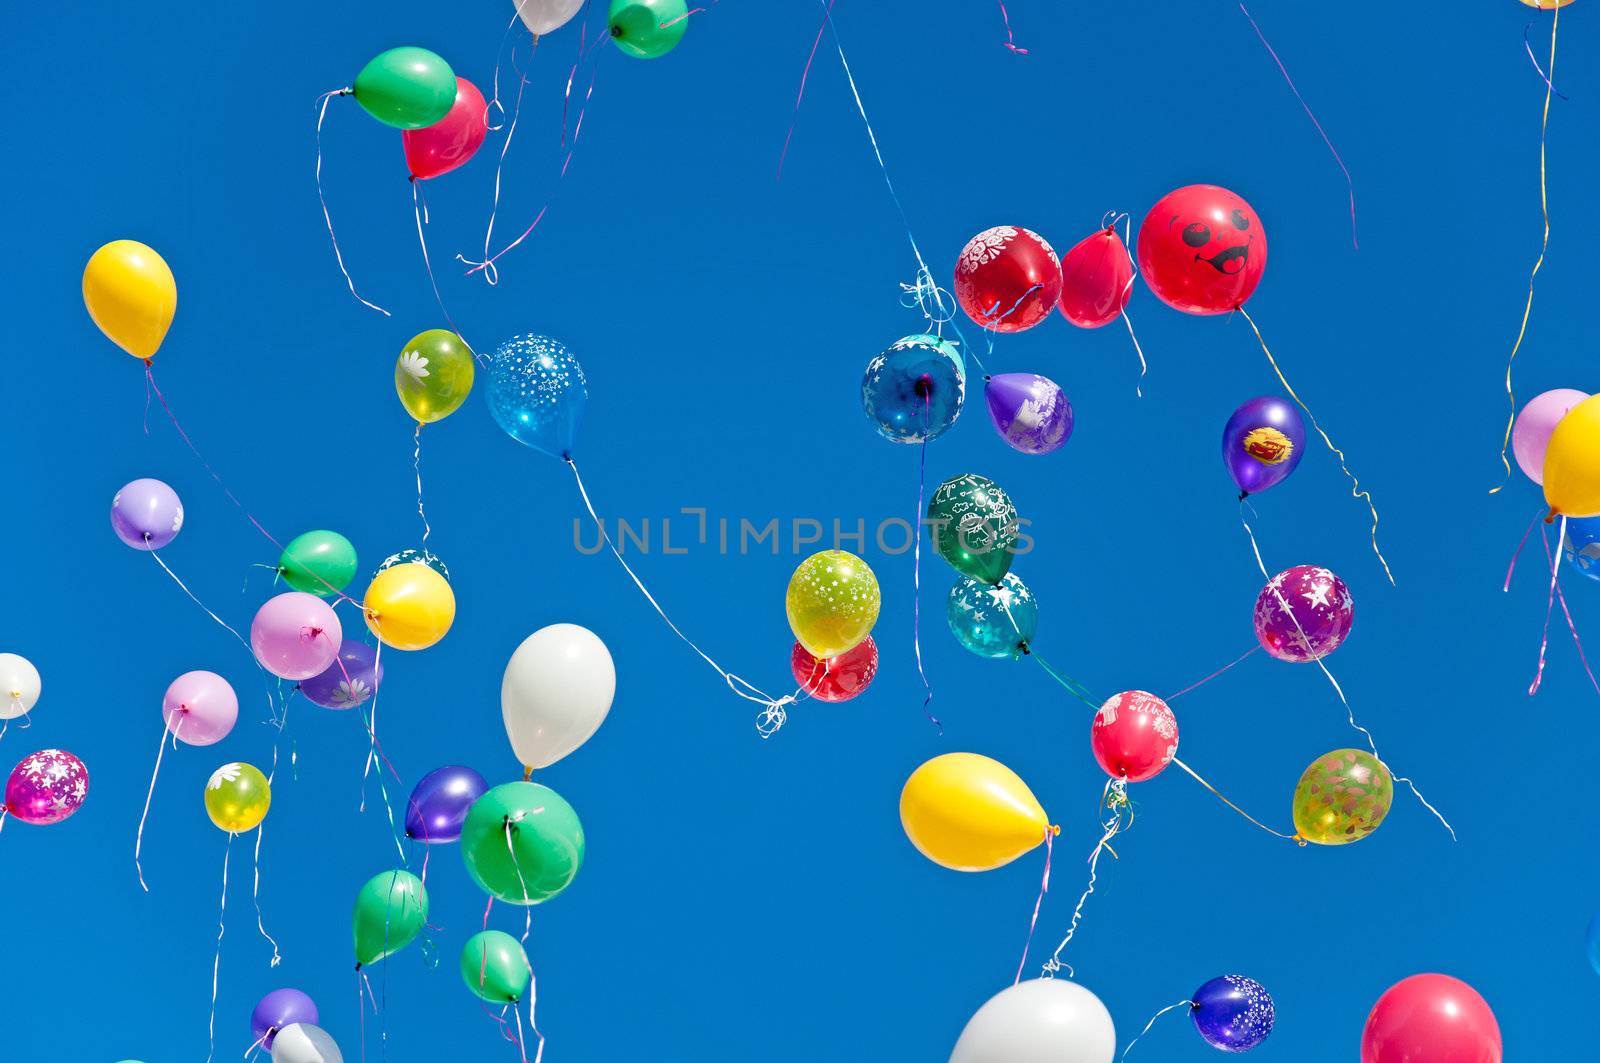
<box><xmin>1137</xmin><ymin>185</ymin><xmax>1267</xmax><ymax>315</ymax></box>
<box><xmin>953</xmin><ymin>226</ymin><xmax>1062</xmax><ymax>333</ymax></box>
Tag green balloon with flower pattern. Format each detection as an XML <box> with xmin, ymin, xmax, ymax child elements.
<box><xmin>1292</xmin><ymin>748</ymin><xmax>1392</xmax><ymax>845</ymax></box>
<box><xmin>396</xmin><ymin>329</ymin><xmax>475</xmax><ymax>424</ymax></box>
<box><xmin>928</xmin><ymin>473</ymin><xmax>1020</xmax><ymax>585</ymax></box>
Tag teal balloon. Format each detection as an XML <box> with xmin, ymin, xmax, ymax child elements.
<box><xmin>947</xmin><ymin>573</ymin><xmax>1036</xmax><ymax>658</ymax></box>
<box><xmin>352</xmin><ymin>869</ymin><xmax>429</xmax><ymax>967</ymax></box>
<box><xmin>608</xmin><ymin>0</ymin><xmax>688</xmax><ymax>59</ymax></box>
<box><xmin>353</xmin><ymin>47</ymin><xmax>457</xmax><ymax>129</ymax></box>
<box><xmin>460</xmin><ymin>782</ymin><xmax>585</xmax><ymax>905</ymax></box>
<box><xmin>487</xmin><ymin>335</ymin><xmax>588</xmax><ymax>459</ymax></box>
<box><xmin>460</xmin><ymin>930</ymin><xmax>531</xmax><ymax>1003</ymax></box>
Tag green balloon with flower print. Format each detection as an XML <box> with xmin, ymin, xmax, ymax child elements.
<box><xmin>1292</xmin><ymin>748</ymin><xmax>1392</xmax><ymax>845</ymax></box>
<box><xmin>396</xmin><ymin>329</ymin><xmax>475</xmax><ymax>424</ymax></box>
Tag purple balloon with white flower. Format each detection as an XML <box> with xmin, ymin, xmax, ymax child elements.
<box><xmin>1191</xmin><ymin>974</ymin><xmax>1274</xmax><ymax>1052</ymax></box>
<box><xmin>110</xmin><ymin>477</ymin><xmax>184</xmax><ymax>550</ymax></box>
<box><xmin>299</xmin><ymin>640</ymin><xmax>384</xmax><ymax>710</ymax></box>
<box><xmin>4</xmin><ymin>748</ymin><xmax>89</xmax><ymax>825</ymax></box>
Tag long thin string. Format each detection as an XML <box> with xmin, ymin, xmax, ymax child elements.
<box><xmin>251</xmin><ymin>821</ymin><xmax>282</xmax><ymax>967</ymax></box>
<box><xmin>1166</xmin><ymin>646</ymin><xmax>1260</xmax><ymax>702</ymax></box>
<box><xmin>413</xmin><ymin>422</ymin><xmax>432</xmax><ymax>545</ymax></box>
<box><xmin>134</xmin><ymin>718</ymin><xmax>180</xmax><ymax>891</ymax></box>
<box><xmin>506</xmin><ymin>818</ymin><xmax>547</xmax><ymax>1063</ymax></box>
<box><xmin>470</xmin><ymin>33</ymin><xmax>534</xmax><ymax>290</ymax></box>
<box><xmin>776</xmin><ymin>0</ymin><xmax>835</xmax><ymax>180</ymax></box>
<box><xmin>1104</xmin><ymin>212</ymin><xmax>1148</xmax><ymax>395</ymax></box>
<box><xmin>1492</xmin><ymin>4</ymin><xmax>1558</xmax><ymax>492</ymax></box>
<box><xmin>1170</xmin><ymin>757</ymin><xmax>1300</xmax><ymax>841</ymax></box>
<box><xmin>1524</xmin><ymin>21</ymin><xmax>1569</xmax><ymax>99</ymax></box>
<box><xmin>912</xmin><ymin>393</ymin><xmax>941</xmax><ymax>732</ymax></box>
<box><xmin>1028</xmin><ymin>651</ymin><xmax>1100</xmax><ymax>712</ymax></box>
<box><xmin>411</xmin><ymin>181</ymin><xmax>471</xmax><ymax>349</ymax></box>
<box><xmin>1540</xmin><ymin>519</ymin><xmax>1600</xmax><ymax>696</ymax></box>
<box><xmin>1238</xmin><ymin>3</ymin><xmax>1357</xmax><ymax>249</ymax></box>
<box><xmin>994</xmin><ymin>0</ymin><xmax>1027</xmax><ymax>53</ymax></box>
<box><xmin>148</xmin><ymin>548</ymin><xmax>255</xmax><ymax>654</ymax></box>
<box><xmin>1530</xmin><ymin>514</ymin><xmax>1568</xmax><ymax>694</ymax></box>
<box><xmin>314</xmin><ymin>89</ymin><xmax>389</xmax><ymax>316</ymax></box>
<box><xmin>1042</xmin><ymin>779</ymin><xmax>1128</xmax><ymax>979</ymax></box>
<box><xmin>1013</xmin><ymin>829</ymin><xmax>1054</xmax><ymax>984</ymax></box>
<box><xmin>206</xmin><ymin>833</ymin><xmax>234</xmax><ymax>1063</ymax></box>
<box><xmin>1119</xmin><ymin>1000</ymin><xmax>1196</xmax><ymax>1062</ymax></box>
<box><xmin>357</xmin><ymin>641</ymin><xmax>407</xmax><ymax>863</ymax></box>
<box><xmin>1504</xmin><ymin>509</ymin><xmax>1544</xmax><ymax>591</ymax></box>
<box><xmin>1236</xmin><ymin>305</ymin><xmax>1393</xmax><ymax>585</ymax></box>
<box><xmin>1240</xmin><ymin>508</ymin><xmax>1454</xmax><ymax>838</ymax></box>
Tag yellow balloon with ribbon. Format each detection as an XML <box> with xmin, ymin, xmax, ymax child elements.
<box><xmin>1543</xmin><ymin>394</ymin><xmax>1600</xmax><ymax>518</ymax></box>
<box><xmin>82</xmin><ymin>240</ymin><xmax>177</xmax><ymax>360</ymax></box>
<box><xmin>900</xmin><ymin>752</ymin><xmax>1054</xmax><ymax>871</ymax></box>
<box><xmin>204</xmin><ymin>762</ymin><xmax>271</xmax><ymax>833</ymax></box>
<box><xmin>785</xmin><ymin>549</ymin><xmax>880</xmax><ymax>658</ymax></box>
<box><xmin>395</xmin><ymin>329</ymin><xmax>476</xmax><ymax>423</ymax></box>
<box><xmin>364</xmin><ymin>563</ymin><xmax>456</xmax><ymax>650</ymax></box>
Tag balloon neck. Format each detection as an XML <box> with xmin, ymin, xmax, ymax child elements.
<box><xmin>1048</xmin><ymin>824</ymin><xmax>1061</xmax><ymax>837</ymax></box>
<box><xmin>1238</xmin><ymin>490</ymin><xmax>1249</xmax><ymax>502</ymax></box>
<box><xmin>914</xmin><ymin>375</ymin><xmax>931</xmax><ymax>398</ymax></box>
<box><xmin>609</xmin><ymin>23</ymin><xmax>623</xmax><ymax>37</ymax></box>
<box><xmin>1546</xmin><ymin>506</ymin><xmax>1559</xmax><ymax>525</ymax></box>
<box><xmin>522</xmin><ymin>766</ymin><xmax>533</xmax><ymax>781</ymax></box>
<box><xmin>1017</xmin><ymin>641</ymin><xmax>1031</xmax><ymax>656</ymax></box>
<box><xmin>354</xmin><ymin>962</ymin><xmax>362</xmax><ymax>971</ymax></box>
<box><xmin>1292</xmin><ymin>833</ymin><xmax>1306</xmax><ymax>848</ymax></box>
<box><xmin>143</xmin><ymin>357</ymin><xmax>153</xmax><ymax>368</ymax></box>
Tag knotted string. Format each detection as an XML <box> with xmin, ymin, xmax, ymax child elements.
<box><xmin>912</xmin><ymin>393</ymin><xmax>941</xmax><ymax>732</ymax></box>
<box><xmin>776</xmin><ymin>0</ymin><xmax>836</xmax><ymax>181</ymax></box>
<box><xmin>206</xmin><ymin>833</ymin><xmax>234</xmax><ymax>1063</ymax></box>
<box><xmin>1530</xmin><ymin>514</ymin><xmax>1568</xmax><ymax>694</ymax></box>
<box><xmin>314</xmin><ymin>89</ymin><xmax>389</xmax><ymax>316</ymax></box>
<box><xmin>1013</xmin><ymin>828</ymin><xmax>1055</xmax><ymax>984</ymax></box>
<box><xmin>1539</xmin><ymin>519</ymin><xmax>1600</xmax><ymax>696</ymax></box>
<box><xmin>1491</xmin><ymin>3</ymin><xmax>1558</xmax><ymax>492</ymax></box>
<box><xmin>252</xmin><ymin>820</ymin><xmax>282</xmax><ymax>967</ymax></box>
<box><xmin>1165</xmin><ymin>645</ymin><xmax>1260</xmax><ymax>702</ymax></box>
<box><xmin>1236</xmin><ymin>305</ymin><xmax>1393</xmax><ymax>585</ymax></box>
<box><xmin>1170</xmin><ymin>757</ymin><xmax>1300</xmax><ymax>841</ymax></box>
<box><xmin>134</xmin><ymin>717</ymin><xmax>181</xmax><ymax>890</ymax></box>
<box><xmin>1041</xmin><ymin>779</ymin><xmax>1129</xmax><ymax>978</ymax></box>
<box><xmin>413</xmin><ymin>422</ymin><xmax>432</xmax><ymax>545</ymax></box>
<box><xmin>1119</xmin><ymin>1000</ymin><xmax>1196</xmax><ymax>1061</ymax></box>
<box><xmin>994</xmin><ymin>0</ymin><xmax>1028</xmax><ymax>53</ymax></box>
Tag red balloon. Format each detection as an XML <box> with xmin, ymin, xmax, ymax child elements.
<box><xmin>1136</xmin><ymin>185</ymin><xmax>1267</xmax><ymax>315</ymax></box>
<box><xmin>1057</xmin><ymin>227</ymin><xmax>1133</xmax><ymax>328</ymax></box>
<box><xmin>1362</xmin><ymin>974</ymin><xmax>1501</xmax><ymax>1063</ymax></box>
<box><xmin>790</xmin><ymin>637</ymin><xmax>878</xmax><ymax>703</ymax></box>
<box><xmin>953</xmin><ymin>226</ymin><xmax>1062</xmax><ymax>333</ymax></box>
<box><xmin>1090</xmin><ymin>690</ymin><xmax>1177</xmax><ymax>782</ymax></box>
<box><xmin>402</xmin><ymin>77</ymin><xmax>488</xmax><ymax>181</ymax></box>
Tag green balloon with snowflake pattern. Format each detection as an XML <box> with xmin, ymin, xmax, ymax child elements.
<box><xmin>396</xmin><ymin>329</ymin><xmax>475</xmax><ymax>424</ymax></box>
<box><xmin>1292</xmin><ymin>748</ymin><xmax>1392</xmax><ymax>845</ymax></box>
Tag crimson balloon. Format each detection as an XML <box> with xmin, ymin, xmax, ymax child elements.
<box><xmin>1137</xmin><ymin>185</ymin><xmax>1266</xmax><ymax>315</ymax></box>
<box><xmin>1253</xmin><ymin>565</ymin><xmax>1353</xmax><ymax>663</ymax></box>
<box><xmin>953</xmin><ymin>226</ymin><xmax>1061</xmax><ymax>332</ymax></box>
<box><xmin>403</xmin><ymin>77</ymin><xmax>488</xmax><ymax>181</ymax></box>
<box><xmin>1361</xmin><ymin>974</ymin><xmax>1501</xmax><ymax>1063</ymax></box>
<box><xmin>1057</xmin><ymin>226</ymin><xmax>1133</xmax><ymax>328</ymax></box>
<box><xmin>1091</xmin><ymin>690</ymin><xmax>1177</xmax><ymax>782</ymax></box>
<box><xmin>790</xmin><ymin>637</ymin><xmax>878</xmax><ymax>703</ymax></box>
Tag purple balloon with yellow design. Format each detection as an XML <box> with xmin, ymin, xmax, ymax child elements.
<box><xmin>1222</xmin><ymin>396</ymin><xmax>1304</xmax><ymax>498</ymax></box>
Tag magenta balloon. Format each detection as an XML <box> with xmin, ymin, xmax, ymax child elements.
<box><xmin>250</xmin><ymin>592</ymin><xmax>342</xmax><ymax>680</ymax></box>
<box><xmin>161</xmin><ymin>670</ymin><xmax>238</xmax><ymax>746</ymax></box>
<box><xmin>110</xmin><ymin>478</ymin><xmax>184</xmax><ymax>550</ymax></box>
<box><xmin>1513</xmin><ymin>388</ymin><xmax>1589</xmax><ymax>485</ymax></box>
<box><xmin>4</xmin><ymin>749</ymin><xmax>89</xmax><ymax>825</ymax></box>
<box><xmin>1253</xmin><ymin>564</ymin><xmax>1354</xmax><ymax>663</ymax></box>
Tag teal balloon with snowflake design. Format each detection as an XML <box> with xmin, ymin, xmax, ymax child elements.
<box><xmin>947</xmin><ymin>573</ymin><xmax>1036</xmax><ymax>659</ymax></box>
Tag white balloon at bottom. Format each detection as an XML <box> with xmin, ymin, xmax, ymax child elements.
<box><xmin>949</xmin><ymin>979</ymin><xmax>1116</xmax><ymax>1063</ymax></box>
<box><xmin>0</xmin><ymin>653</ymin><xmax>41</xmax><ymax>720</ymax></box>
<box><xmin>502</xmin><ymin>623</ymin><xmax>615</xmax><ymax>770</ymax></box>
<box><xmin>272</xmin><ymin>1023</ymin><xmax>343</xmax><ymax>1063</ymax></box>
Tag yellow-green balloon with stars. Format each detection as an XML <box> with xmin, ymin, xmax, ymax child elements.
<box><xmin>396</xmin><ymin>329</ymin><xmax>475</xmax><ymax>424</ymax></box>
<box><xmin>1292</xmin><ymin>748</ymin><xmax>1392</xmax><ymax>845</ymax></box>
<box><xmin>785</xmin><ymin>549</ymin><xmax>880</xmax><ymax>659</ymax></box>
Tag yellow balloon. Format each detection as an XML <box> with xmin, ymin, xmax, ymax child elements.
<box><xmin>899</xmin><ymin>752</ymin><xmax>1052</xmax><ymax>871</ymax></box>
<box><xmin>204</xmin><ymin>762</ymin><xmax>271</xmax><ymax>833</ymax></box>
<box><xmin>1520</xmin><ymin>0</ymin><xmax>1573</xmax><ymax>8</ymax></box>
<box><xmin>364</xmin><ymin>563</ymin><xmax>456</xmax><ymax>650</ymax></box>
<box><xmin>1291</xmin><ymin>748</ymin><xmax>1392</xmax><ymax>846</ymax></box>
<box><xmin>785</xmin><ymin>549</ymin><xmax>880</xmax><ymax>658</ymax></box>
<box><xmin>82</xmin><ymin>240</ymin><xmax>177</xmax><ymax>359</ymax></box>
<box><xmin>1543</xmin><ymin>394</ymin><xmax>1600</xmax><ymax>518</ymax></box>
<box><xmin>395</xmin><ymin>329</ymin><xmax>476</xmax><ymax>424</ymax></box>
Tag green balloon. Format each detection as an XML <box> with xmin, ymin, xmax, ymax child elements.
<box><xmin>608</xmin><ymin>0</ymin><xmax>689</xmax><ymax>59</ymax></box>
<box><xmin>279</xmin><ymin>530</ymin><xmax>358</xmax><ymax>597</ymax></box>
<box><xmin>927</xmin><ymin>473</ymin><xmax>1020</xmax><ymax>585</ymax></box>
<box><xmin>460</xmin><ymin>782</ymin><xmax>584</xmax><ymax>905</ymax></box>
<box><xmin>353</xmin><ymin>869</ymin><xmax>429</xmax><ymax>967</ymax></box>
<box><xmin>353</xmin><ymin>47</ymin><xmax>457</xmax><ymax>129</ymax></box>
<box><xmin>460</xmin><ymin>930</ymin><xmax>531</xmax><ymax>1004</ymax></box>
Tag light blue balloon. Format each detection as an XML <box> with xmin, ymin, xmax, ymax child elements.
<box><xmin>1563</xmin><ymin>516</ymin><xmax>1600</xmax><ymax>583</ymax></box>
<box><xmin>861</xmin><ymin>334</ymin><xmax>965</xmax><ymax>444</ymax></box>
<box><xmin>947</xmin><ymin>572</ymin><xmax>1036</xmax><ymax>659</ymax></box>
<box><xmin>487</xmin><ymin>334</ymin><xmax>588</xmax><ymax>458</ymax></box>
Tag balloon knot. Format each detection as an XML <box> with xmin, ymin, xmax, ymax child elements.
<box><xmin>1546</xmin><ymin>507</ymin><xmax>1558</xmax><ymax>525</ymax></box>
<box><xmin>522</xmin><ymin>766</ymin><xmax>533</xmax><ymax>781</ymax></box>
<box><xmin>1049</xmin><ymin>824</ymin><xmax>1061</xmax><ymax>837</ymax></box>
<box><xmin>1292</xmin><ymin>833</ymin><xmax>1307</xmax><ymax>848</ymax></box>
<box><xmin>143</xmin><ymin>357</ymin><xmax>153</xmax><ymax>367</ymax></box>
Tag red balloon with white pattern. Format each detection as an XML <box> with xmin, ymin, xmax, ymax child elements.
<box><xmin>1137</xmin><ymin>185</ymin><xmax>1267</xmax><ymax>315</ymax></box>
<box><xmin>4</xmin><ymin>748</ymin><xmax>89</xmax><ymax>825</ymax></box>
<box><xmin>1058</xmin><ymin>226</ymin><xmax>1134</xmax><ymax>328</ymax></box>
<box><xmin>953</xmin><ymin>226</ymin><xmax>1062</xmax><ymax>332</ymax></box>
<box><xmin>1253</xmin><ymin>565</ymin><xmax>1354</xmax><ymax>663</ymax></box>
<box><xmin>790</xmin><ymin>636</ymin><xmax>878</xmax><ymax>703</ymax></box>
<box><xmin>1091</xmin><ymin>690</ymin><xmax>1178</xmax><ymax>782</ymax></box>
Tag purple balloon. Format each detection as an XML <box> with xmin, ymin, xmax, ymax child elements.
<box><xmin>1253</xmin><ymin>564</ymin><xmax>1353</xmax><ymax>663</ymax></box>
<box><xmin>251</xmin><ymin>988</ymin><xmax>318</xmax><ymax>1051</ymax></box>
<box><xmin>111</xmin><ymin>478</ymin><xmax>184</xmax><ymax>550</ymax></box>
<box><xmin>1513</xmin><ymin>387</ymin><xmax>1588</xmax><ymax>485</ymax></box>
<box><xmin>4</xmin><ymin>749</ymin><xmax>89</xmax><ymax>825</ymax></box>
<box><xmin>405</xmin><ymin>764</ymin><xmax>488</xmax><ymax>843</ymax></box>
<box><xmin>1191</xmin><ymin>974</ymin><xmax>1274</xmax><ymax>1052</ymax></box>
<box><xmin>299</xmin><ymin>641</ymin><xmax>384</xmax><ymax>710</ymax></box>
<box><xmin>984</xmin><ymin>373</ymin><xmax>1073</xmax><ymax>455</ymax></box>
<box><xmin>1221</xmin><ymin>396</ymin><xmax>1305</xmax><ymax>498</ymax></box>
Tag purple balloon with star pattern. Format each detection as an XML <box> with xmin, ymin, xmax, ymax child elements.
<box><xmin>984</xmin><ymin>373</ymin><xmax>1073</xmax><ymax>455</ymax></box>
<box><xmin>1191</xmin><ymin>974</ymin><xmax>1274</xmax><ymax>1052</ymax></box>
<box><xmin>4</xmin><ymin>748</ymin><xmax>89</xmax><ymax>825</ymax></box>
<box><xmin>1253</xmin><ymin>564</ymin><xmax>1354</xmax><ymax>663</ymax></box>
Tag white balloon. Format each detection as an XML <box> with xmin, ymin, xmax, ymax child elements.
<box><xmin>949</xmin><ymin>979</ymin><xmax>1116</xmax><ymax>1063</ymax></box>
<box><xmin>0</xmin><ymin>653</ymin><xmax>41</xmax><ymax>720</ymax></box>
<box><xmin>271</xmin><ymin>1024</ymin><xmax>343</xmax><ymax>1063</ymax></box>
<box><xmin>502</xmin><ymin>623</ymin><xmax>615</xmax><ymax>770</ymax></box>
<box><xmin>515</xmin><ymin>0</ymin><xmax>586</xmax><ymax>35</ymax></box>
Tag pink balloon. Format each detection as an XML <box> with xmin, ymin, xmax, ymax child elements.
<box><xmin>161</xmin><ymin>670</ymin><xmax>238</xmax><ymax>746</ymax></box>
<box><xmin>251</xmin><ymin>592</ymin><xmax>342</xmax><ymax>681</ymax></box>
<box><xmin>1361</xmin><ymin>974</ymin><xmax>1501</xmax><ymax>1063</ymax></box>
<box><xmin>1513</xmin><ymin>388</ymin><xmax>1588</xmax><ymax>485</ymax></box>
<box><xmin>402</xmin><ymin>77</ymin><xmax>488</xmax><ymax>181</ymax></box>
<box><xmin>4</xmin><ymin>749</ymin><xmax>89</xmax><ymax>825</ymax></box>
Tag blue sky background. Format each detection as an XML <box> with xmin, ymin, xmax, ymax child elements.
<box><xmin>3</xmin><ymin>1</ymin><xmax>1597</xmax><ymax>1059</ymax></box>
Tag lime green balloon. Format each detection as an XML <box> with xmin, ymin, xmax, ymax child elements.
<box><xmin>927</xmin><ymin>473</ymin><xmax>1020</xmax><ymax>585</ymax></box>
<box><xmin>1292</xmin><ymin>748</ymin><xmax>1393</xmax><ymax>846</ymax></box>
<box><xmin>353</xmin><ymin>47</ymin><xmax>456</xmax><ymax>129</ymax></box>
<box><xmin>608</xmin><ymin>0</ymin><xmax>688</xmax><ymax>59</ymax></box>
<box><xmin>353</xmin><ymin>869</ymin><xmax>429</xmax><ymax>967</ymax></box>
<box><xmin>278</xmin><ymin>530</ymin><xmax>358</xmax><ymax>597</ymax></box>
<box><xmin>460</xmin><ymin>782</ymin><xmax>584</xmax><ymax>905</ymax></box>
<box><xmin>460</xmin><ymin>930</ymin><xmax>531</xmax><ymax>1003</ymax></box>
<box><xmin>396</xmin><ymin>330</ymin><xmax>476</xmax><ymax>424</ymax></box>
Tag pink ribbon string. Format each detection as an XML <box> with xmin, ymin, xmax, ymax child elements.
<box><xmin>995</xmin><ymin>0</ymin><xmax>1028</xmax><ymax>54</ymax></box>
<box><xmin>1539</xmin><ymin>520</ymin><xmax>1600</xmax><ymax>696</ymax></box>
<box><xmin>314</xmin><ymin>89</ymin><xmax>390</xmax><ymax>315</ymax></box>
<box><xmin>776</xmin><ymin>0</ymin><xmax>836</xmax><ymax>181</ymax></box>
<box><xmin>1504</xmin><ymin>510</ymin><xmax>1543</xmax><ymax>591</ymax></box>
<box><xmin>1013</xmin><ymin>829</ymin><xmax>1053</xmax><ymax>984</ymax></box>
<box><xmin>1165</xmin><ymin>645</ymin><xmax>1260</xmax><ymax>702</ymax></box>
<box><xmin>1530</xmin><ymin>515</ymin><xmax>1568</xmax><ymax>695</ymax></box>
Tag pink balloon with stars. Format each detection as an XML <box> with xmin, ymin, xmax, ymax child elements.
<box><xmin>4</xmin><ymin>748</ymin><xmax>89</xmax><ymax>825</ymax></box>
<box><xmin>1253</xmin><ymin>565</ymin><xmax>1354</xmax><ymax>663</ymax></box>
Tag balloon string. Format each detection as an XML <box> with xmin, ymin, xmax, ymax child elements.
<box><xmin>1238</xmin><ymin>3</ymin><xmax>1357</xmax><ymax>249</ymax></box>
<box><xmin>1240</xmin><ymin>506</ymin><xmax>1455</xmax><ymax>839</ymax></box>
<box><xmin>994</xmin><ymin>0</ymin><xmax>1028</xmax><ymax>53</ymax></box>
<box><xmin>1165</xmin><ymin>645</ymin><xmax>1260</xmax><ymax>702</ymax></box>
<box><xmin>1170</xmin><ymin>757</ymin><xmax>1300</xmax><ymax>841</ymax></box>
<box><xmin>243</xmin><ymin>1032</ymin><xmax>266</xmax><ymax>1061</ymax></box>
<box><xmin>1530</xmin><ymin>514</ymin><xmax>1567</xmax><ymax>694</ymax></box>
<box><xmin>504</xmin><ymin>820</ymin><xmax>547</xmax><ymax>1062</ymax></box>
<box><xmin>206</xmin><ymin>833</ymin><xmax>233</xmax><ymax>1063</ymax></box>
<box><xmin>1028</xmin><ymin>651</ymin><xmax>1100</xmax><ymax>712</ymax></box>
<box><xmin>776</xmin><ymin>0</ymin><xmax>836</xmax><ymax>181</ymax></box>
<box><xmin>1504</xmin><ymin>509</ymin><xmax>1544</xmax><ymax>591</ymax></box>
<box><xmin>251</xmin><ymin>821</ymin><xmax>282</xmax><ymax>967</ymax></box>
<box><xmin>147</xmin><ymin>547</ymin><xmax>255</xmax><ymax>655</ymax></box>
<box><xmin>413</xmin><ymin>422</ymin><xmax>432</xmax><ymax>546</ymax></box>
<box><xmin>1042</xmin><ymin>778</ymin><xmax>1128</xmax><ymax>978</ymax></box>
<box><xmin>1118</xmin><ymin>1000</ymin><xmax>1195</xmax><ymax>1062</ymax></box>
<box><xmin>1235</xmin><ymin>305</ymin><xmax>1393</xmax><ymax>585</ymax></box>
<box><xmin>1539</xmin><ymin>520</ymin><xmax>1600</xmax><ymax>696</ymax></box>
<box><xmin>912</xmin><ymin>395</ymin><xmax>942</xmax><ymax>732</ymax></box>
<box><xmin>485</xmin><ymin>9</ymin><xmax>526</xmax><ymax>134</ymax></box>
<box><xmin>134</xmin><ymin>718</ymin><xmax>180</xmax><ymax>891</ymax></box>
<box><xmin>1491</xmin><ymin>3</ymin><xmax>1557</xmax><ymax>493</ymax></box>
<box><xmin>469</xmin><ymin>33</ymin><xmax>533</xmax><ymax>290</ymax></box>
<box><xmin>1012</xmin><ymin>829</ymin><xmax>1053</xmax><ymax>985</ymax></box>
<box><xmin>1524</xmin><ymin>21</ymin><xmax>1569</xmax><ymax>99</ymax></box>
<box><xmin>1106</xmin><ymin>212</ymin><xmax>1148</xmax><ymax>396</ymax></box>
<box><xmin>358</xmin><ymin>641</ymin><xmax>407</xmax><ymax>863</ymax></box>
<box><xmin>410</xmin><ymin>181</ymin><xmax>473</xmax><ymax>351</ymax></box>
<box><xmin>314</xmin><ymin>89</ymin><xmax>390</xmax><ymax>316</ymax></box>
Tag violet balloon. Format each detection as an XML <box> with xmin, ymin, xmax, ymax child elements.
<box><xmin>3</xmin><ymin>749</ymin><xmax>89</xmax><ymax>825</ymax></box>
<box><xmin>299</xmin><ymin>641</ymin><xmax>384</xmax><ymax>709</ymax></box>
<box><xmin>1513</xmin><ymin>388</ymin><xmax>1588</xmax><ymax>485</ymax></box>
<box><xmin>251</xmin><ymin>592</ymin><xmax>342</xmax><ymax>681</ymax></box>
<box><xmin>405</xmin><ymin>764</ymin><xmax>488</xmax><ymax>843</ymax></box>
<box><xmin>161</xmin><ymin>670</ymin><xmax>238</xmax><ymax>746</ymax></box>
<box><xmin>1191</xmin><ymin>975</ymin><xmax>1275</xmax><ymax>1052</ymax></box>
<box><xmin>1254</xmin><ymin>565</ymin><xmax>1353</xmax><ymax>663</ymax></box>
<box><xmin>252</xmin><ymin>988</ymin><xmax>319</xmax><ymax>1052</ymax></box>
<box><xmin>110</xmin><ymin>478</ymin><xmax>184</xmax><ymax>550</ymax></box>
<box><xmin>984</xmin><ymin>373</ymin><xmax>1073</xmax><ymax>455</ymax></box>
<box><xmin>1222</xmin><ymin>396</ymin><xmax>1305</xmax><ymax>497</ymax></box>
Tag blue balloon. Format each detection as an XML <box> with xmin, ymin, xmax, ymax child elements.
<box><xmin>405</xmin><ymin>764</ymin><xmax>489</xmax><ymax>843</ymax></box>
<box><xmin>1563</xmin><ymin>516</ymin><xmax>1600</xmax><ymax>583</ymax></box>
<box><xmin>1222</xmin><ymin>396</ymin><xmax>1305</xmax><ymax>498</ymax></box>
<box><xmin>487</xmin><ymin>334</ymin><xmax>588</xmax><ymax>458</ymax></box>
<box><xmin>861</xmin><ymin>334</ymin><xmax>965</xmax><ymax>444</ymax></box>
<box><xmin>1587</xmin><ymin>912</ymin><xmax>1600</xmax><ymax>976</ymax></box>
<box><xmin>947</xmin><ymin>572</ymin><xmax>1036</xmax><ymax>658</ymax></box>
<box><xmin>1190</xmin><ymin>974</ymin><xmax>1274</xmax><ymax>1052</ymax></box>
